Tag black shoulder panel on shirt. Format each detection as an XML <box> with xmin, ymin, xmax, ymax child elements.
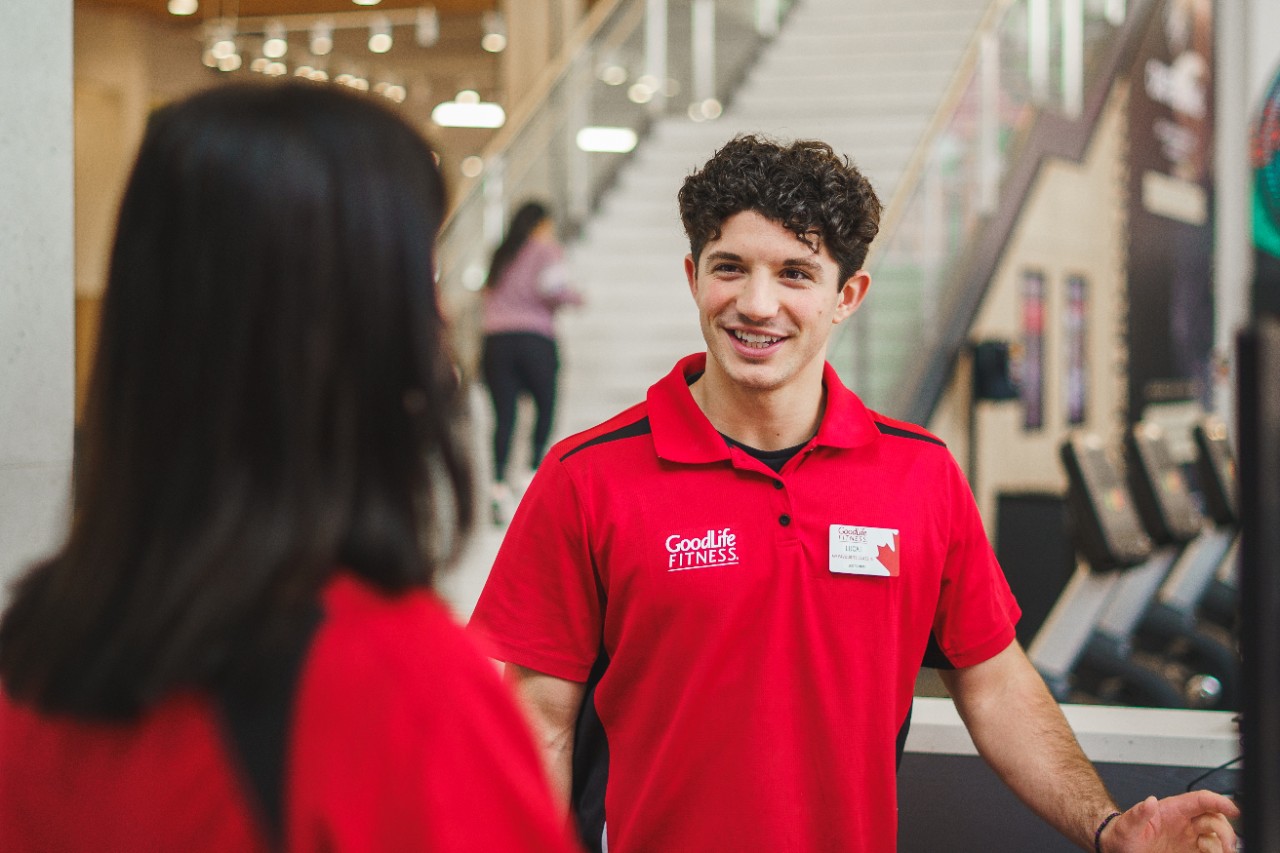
<box><xmin>559</xmin><ymin>416</ymin><xmax>652</xmax><ymax>463</ymax></box>
<box><xmin>875</xmin><ymin>421</ymin><xmax>947</xmax><ymax>447</ymax></box>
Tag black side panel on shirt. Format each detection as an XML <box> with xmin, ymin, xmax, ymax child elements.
<box><xmin>217</xmin><ymin>604</ymin><xmax>323</xmax><ymax>850</ymax></box>
<box><xmin>560</xmin><ymin>417</ymin><xmax>652</xmax><ymax>463</ymax></box>
<box><xmin>896</xmin><ymin>700</ymin><xmax>914</xmax><ymax>769</ymax></box>
<box><xmin>921</xmin><ymin>631</ymin><xmax>957</xmax><ymax>670</ymax></box>
<box><xmin>573</xmin><ymin>647</ymin><xmax>612</xmax><ymax>853</ymax></box>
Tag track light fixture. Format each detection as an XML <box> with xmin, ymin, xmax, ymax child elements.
<box><xmin>415</xmin><ymin>6</ymin><xmax>439</xmax><ymax>47</ymax></box>
<box><xmin>368</xmin><ymin>17</ymin><xmax>393</xmax><ymax>54</ymax></box>
<box><xmin>310</xmin><ymin>20</ymin><xmax>334</xmax><ymax>56</ymax></box>
<box><xmin>262</xmin><ymin>20</ymin><xmax>287</xmax><ymax>59</ymax></box>
<box><xmin>481</xmin><ymin>11</ymin><xmax>507</xmax><ymax>53</ymax></box>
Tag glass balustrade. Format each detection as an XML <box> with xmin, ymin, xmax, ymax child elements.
<box><xmin>828</xmin><ymin>0</ymin><xmax>1142</xmax><ymax>417</ymax></box>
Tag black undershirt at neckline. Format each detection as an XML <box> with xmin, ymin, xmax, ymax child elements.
<box><xmin>721</xmin><ymin>434</ymin><xmax>809</xmax><ymax>473</ymax></box>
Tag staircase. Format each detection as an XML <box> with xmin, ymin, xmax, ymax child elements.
<box><xmin>556</xmin><ymin>0</ymin><xmax>992</xmax><ymax>437</ymax></box>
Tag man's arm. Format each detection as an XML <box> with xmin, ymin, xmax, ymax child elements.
<box><xmin>939</xmin><ymin>641</ymin><xmax>1238</xmax><ymax>852</ymax></box>
<box><xmin>505</xmin><ymin>663</ymin><xmax>587</xmax><ymax>809</ymax></box>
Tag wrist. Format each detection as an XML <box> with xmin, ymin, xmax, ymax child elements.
<box><xmin>1093</xmin><ymin>810</ymin><xmax>1122</xmax><ymax>853</ymax></box>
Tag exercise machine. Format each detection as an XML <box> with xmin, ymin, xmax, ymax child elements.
<box><xmin>1029</xmin><ymin>431</ymin><xmax>1224</xmax><ymax>708</ymax></box>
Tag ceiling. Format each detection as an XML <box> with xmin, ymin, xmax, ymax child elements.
<box><xmin>76</xmin><ymin>0</ymin><xmax>498</xmax><ymax>19</ymax></box>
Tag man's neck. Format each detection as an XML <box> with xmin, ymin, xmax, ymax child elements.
<box><xmin>689</xmin><ymin>363</ymin><xmax>826</xmax><ymax>451</ymax></box>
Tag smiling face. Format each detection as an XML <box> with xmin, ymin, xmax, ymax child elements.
<box><xmin>685</xmin><ymin>209</ymin><xmax>869</xmax><ymax>407</ymax></box>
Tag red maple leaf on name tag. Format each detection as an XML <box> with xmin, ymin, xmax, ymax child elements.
<box><xmin>875</xmin><ymin>536</ymin><xmax>900</xmax><ymax>577</ymax></box>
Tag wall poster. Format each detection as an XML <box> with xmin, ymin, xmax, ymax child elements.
<box><xmin>1020</xmin><ymin>269</ymin><xmax>1046</xmax><ymax>431</ymax></box>
<box><xmin>1126</xmin><ymin>0</ymin><xmax>1215</xmax><ymax>421</ymax></box>
<box><xmin>1065</xmin><ymin>274</ymin><xmax>1089</xmax><ymax>425</ymax></box>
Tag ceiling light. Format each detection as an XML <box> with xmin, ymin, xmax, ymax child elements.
<box><xmin>262</xmin><ymin>21</ymin><xmax>288</xmax><ymax>59</ymax></box>
<box><xmin>368</xmin><ymin>17</ymin><xmax>393</xmax><ymax>54</ymax></box>
<box><xmin>599</xmin><ymin>64</ymin><xmax>627</xmax><ymax>86</ymax></box>
<box><xmin>375</xmin><ymin>81</ymin><xmax>407</xmax><ymax>103</ymax></box>
<box><xmin>167</xmin><ymin>0</ymin><xmax>198</xmax><ymax>15</ymax></box>
<box><xmin>481</xmin><ymin>11</ymin><xmax>507</xmax><ymax>53</ymax></box>
<box><xmin>432</xmin><ymin>92</ymin><xmax>505</xmax><ymax>128</ymax></box>
<box><xmin>576</xmin><ymin>127</ymin><xmax>638</xmax><ymax>153</ymax></box>
<box><xmin>217</xmin><ymin>53</ymin><xmax>242</xmax><ymax>72</ymax></box>
<box><xmin>416</xmin><ymin>7</ymin><xmax>439</xmax><ymax>47</ymax></box>
<box><xmin>460</xmin><ymin>156</ymin><xmax>485</xmax><ymax>178</ymax></box>
<box><xmin>353</xmin><ymin>0</ymin><xmax>382</xmax><ymax>5</ymax></box>
<box><xmin>208</xmin><ymin>23</ymin><xmax>237</xmax><ymax>61</ymax></box>
<box><xmin>627</xmin><ymin>83</ymin><xmax>653</xmax><ymax>104</ymax></box>
<box><xmin>309</xmin><ymin>20</ymin><xmax>333</xmax><ymax>56</ymax></box>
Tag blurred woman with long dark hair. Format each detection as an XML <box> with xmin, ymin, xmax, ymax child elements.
<box><xmin>0</xmin><ymin>82</ymin><xmax>579</xmax><ymax>853</ymax></box>
<box><xmin>481</xmin><ymin>200</ymin><xmax>583</xmax><ymax>524</ymax></box>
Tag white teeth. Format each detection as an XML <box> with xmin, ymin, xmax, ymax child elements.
<box><xmin>734</xmin><ymin>330</ymin><xmax>780</xmax><ymax>348</ymax></box>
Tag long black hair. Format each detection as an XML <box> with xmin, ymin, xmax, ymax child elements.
<box><xmin>0</xmin><ymin>81</ymin><xmax>473</xmax><ymax>718</ymax></box>
<box><xmin>484</xmin><ymin>200</ymin><xmax>550</xmax><ymax>289</ymax></box>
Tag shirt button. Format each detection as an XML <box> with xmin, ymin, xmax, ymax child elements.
<box><xmin>773</xmin><ymin>480</ymin><xmax>784</xmax><ymax>490</ymax></box>
<box><xmin>779</xmin><ymin>514</ymin><xmax>791</xmax><ymax>527</ymax></box>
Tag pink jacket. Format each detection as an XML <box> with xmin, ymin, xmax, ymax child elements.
<box><xmin>481</xmin><ymin>239</ymin><xmax>583</xmax><ymax>338</ymax></box>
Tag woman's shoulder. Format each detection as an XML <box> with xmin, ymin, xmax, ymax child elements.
<box><xmin>310</xmin><ymin>574</ymin><xmax>490</xmax><ymax>689</ymax></box>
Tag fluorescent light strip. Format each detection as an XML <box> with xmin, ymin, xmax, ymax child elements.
<box><xmin>432</xmin><ymin>101</ymin><xmax>506</xmax><ymax>129</ymax></box>
<box><xmin>576</xmin><ymin>127</ymin><xmax>638</xmax><ymax>153</ymax></box>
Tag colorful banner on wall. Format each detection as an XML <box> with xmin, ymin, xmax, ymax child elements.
<box><xmin>1252</xmin><ymin>61</ymin><xmax>1280</xmax><ymax>318</ymax></box>
<box><xmin>1020</xmin><ymin>269</ymin><xmax>1046</xmax><ymax>430</ymax></box>
<box><xmin>1126</xmin><ymin>0</ymin><xmax>1215</xmax><ymax>420</ymax></box>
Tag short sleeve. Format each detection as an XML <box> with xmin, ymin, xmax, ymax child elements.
<box><xmin>929</xmin><ymin>457</ymin><xmax>1022</xmax><ymax>669</ymax></box>
<box><xmin>469</xmin><ymin>458</ymin><xmax>603</xmax><ymax>683</ymax></box>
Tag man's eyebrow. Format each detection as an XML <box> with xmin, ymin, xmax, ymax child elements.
<box><xmin>704</xmin><ymin>250</ymin><xmax>823</xmax><ymax>271</ymax></box>
<box><xmin>780</xmin><ymin>256</ymin><xmax>823</xmax><ymax>272</ymax></box>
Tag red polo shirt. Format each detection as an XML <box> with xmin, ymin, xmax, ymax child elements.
<box><xmin>1</xmin><ymin>575</ymin><xmax>581</xmax><ymax>853</ymax></box>
<box><xmin>471</xmin><ymin>353</ymin><xmax>1020</xmax><ymax>853</ymax></box>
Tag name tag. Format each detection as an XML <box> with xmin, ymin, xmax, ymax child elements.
<box><xmin>829</xmin><ymin>525</ymin><xmax>900</xmax><ymax>577</ymax></box>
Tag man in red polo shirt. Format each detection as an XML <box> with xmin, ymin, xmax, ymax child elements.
<box><xmin>470</xmin><ymin>136</ymin><xmax>1237</xmax><ymax>853</ymax></box>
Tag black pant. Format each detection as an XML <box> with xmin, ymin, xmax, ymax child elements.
<box><xmin>482</xmin><ymin>332</ymin><xmax>560</xmax><ymax>483</ymax></box>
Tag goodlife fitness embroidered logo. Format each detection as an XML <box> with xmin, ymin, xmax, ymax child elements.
<box><xmin>666</xmin><ymin>527</ymin><xmax>740</xmax><ymax>572</ymax></box>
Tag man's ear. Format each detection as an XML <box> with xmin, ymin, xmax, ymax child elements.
<box><xmin>833</xmin><ymin>271</ymin><xmax>872</xmax><ymax>324</ymax></box>
<box><xmin>684</xmin><ymin>254</ymin><xmax>698</xmax><ymax>298</ymax></box>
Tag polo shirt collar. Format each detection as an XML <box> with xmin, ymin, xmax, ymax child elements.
<box><xmin>647</xmin><ymin>353</ymin><xmax>881</xmax><ymax>465</ymax></box>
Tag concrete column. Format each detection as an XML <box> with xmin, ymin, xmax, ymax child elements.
<box><xmin>0</xmin><ymin>1</ymin><xmax>75</xmax><ymax>595</ymax></box>
<box><xmin>500</xmin><ymin>0</ymin><xmax>586</xmax><ymax>108</ymax></box>
<box><xmin>501</xmin><ymin>0</ymin><xmax>555</xmax><ymax>108</ymax></box>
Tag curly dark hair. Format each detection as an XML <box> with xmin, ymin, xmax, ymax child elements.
<box><xmin>678</xmin><ymin>135</ymin><xmax>883</xmax><ymax>284</ymax></box>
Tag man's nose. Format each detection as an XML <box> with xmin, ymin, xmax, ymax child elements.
<box><xmin>736</xmin><ymin>273</ymin><xmax>779</xmax><ymax>321</ymax></box>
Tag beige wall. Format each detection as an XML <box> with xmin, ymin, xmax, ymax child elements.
<box><xmin>930</xmin><ymin>84</ymin><xmax>1131</xmax><ymax>530</ymax></box>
